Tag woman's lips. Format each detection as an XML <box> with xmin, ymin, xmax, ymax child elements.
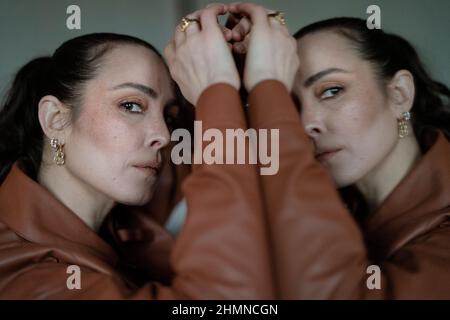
<box><xmin>133</xmin><ymin>164</ymin><xmax>160</xmax><ymax>176</ymax></box>
<box><xmin>315</xmin><ymin>149</ymin><xmax>342</xmax><ymax>162</ymax></box>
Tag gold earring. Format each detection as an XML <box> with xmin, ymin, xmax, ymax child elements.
<box><xmin>50</xmin><ymin>138</ymin><xmax>65</xmax><ymax>165</ymax></box>
<box><xmin>398</xmin><ymin>111</ymin><xmax>411</xmax><ymax>139</ymax></box>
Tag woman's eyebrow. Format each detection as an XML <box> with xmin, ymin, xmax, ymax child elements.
<box><xmin>304</xmin><ymin>68</ymin><xmax>350</xmax><ymax>88</ymax></box>
<box><xmin>111</xmin><ymin>82</ymin><xmax>158</xmax><ymax>99</ymax></box>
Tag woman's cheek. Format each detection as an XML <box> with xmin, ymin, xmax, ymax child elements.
<box><xmin>80</xmin><ymin>107</ymin><xmax>139</xmax><ymax>155</ymax></box>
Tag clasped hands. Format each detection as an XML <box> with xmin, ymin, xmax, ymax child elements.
<box><xmin>164</xmin><ymin>2</ymin><xmax>300</xmax><ymax>105</ymax></box>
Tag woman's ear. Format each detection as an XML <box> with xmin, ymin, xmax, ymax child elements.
<box><xmin>38</xmin><ymin>95</ymin><xmax>72</xmax><ymax>142</ymax></box>
<box><xmin>387</xmin><ymin>70</ymin><xmax>415</xmax><ymax>117</ymax></box>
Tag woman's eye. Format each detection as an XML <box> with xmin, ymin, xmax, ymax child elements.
<box><xmin>320</xmin><ymin>87</ymin><xmax>343</xmax><ymax>99</ymax></box>
<box><xmin>120</xmin><ymin>102</ymin><xmax>143</xmax><ymax>113</ymax></box>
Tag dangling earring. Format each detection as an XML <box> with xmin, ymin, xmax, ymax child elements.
<box><xmin>398</xmin><ymin>111</ymin><xmax>411</xmax><ymax>139</ymax></box>
<box><xmin>50</xmin><ymin>138</ymin><xmax>65</xmax><ymax>165</ymax></box>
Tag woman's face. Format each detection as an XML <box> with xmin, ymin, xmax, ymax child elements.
<box><xmin>64</xmin><ymin>44</ymin><xmax>173</xmax><ymax>205</ymax></box>
<box><xmin>293</xmin><ymin>31</ymin><xmax>399</xmax><ymax>187</ymax></box>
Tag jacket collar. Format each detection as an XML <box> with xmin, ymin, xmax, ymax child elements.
<box><xmin>364</xmin><ymin>131</ymin><xmax>450</xmax><ymax>258</ymax></box>
<box><xmin>0</xmin><ymin>163</ymin><xmax>118</xmax><ymax>267</ymax></box>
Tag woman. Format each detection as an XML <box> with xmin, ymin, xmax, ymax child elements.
<box><xmin>227</xmin><ymin>4</ymin><xmax>450</xmax><ymax>298</ymax></box>
<box><xmin>0</xmin><ymin>4</ymin><xmax>274</xmax><ymax>299</ymax></box>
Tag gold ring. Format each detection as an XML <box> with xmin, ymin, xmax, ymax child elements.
<box><xmin>267</xmin><ymin>11</ymin><xmax>286</xmax><ymax>26</ymax></box>
<box><xmin>180</xmin><ymin>17</ymin><xmax>200</xmax><ymax>32</ymax></box>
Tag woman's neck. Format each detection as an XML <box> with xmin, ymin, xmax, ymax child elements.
<box><xmin>355</xmin><ymin>135</ymin><xmax>422</xmax><ymax>213</ymax></box>
<box><xmin>37</xmin><ymin>164</ymin><xmax>115</xmax><ymax>232</ymax></box>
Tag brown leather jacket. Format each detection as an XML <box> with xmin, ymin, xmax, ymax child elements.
<box><xmin>0</xmin><ymin>84</ymin><xmax>274</xmax><ymax>299</ymax></box>
<box><xmin>248</xmin><ymin>80</ymin><xmax>450</xmax><ymax>299</ymax></box>
<box><xmin>1</xmin><ymin>80</ymin><xmax>449</xmax><ymax>299</ymax></box>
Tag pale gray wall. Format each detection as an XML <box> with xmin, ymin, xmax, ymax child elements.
<box><xmin>1</xmin><ymin>0</ymin><xmax>449</xmax><ymax>97</ymax></box>
<box><xmin>0</xmin><ymin>0</ymin><xmax>180</xmax><ymax>95</ymax></box>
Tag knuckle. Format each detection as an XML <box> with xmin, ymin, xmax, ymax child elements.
<box><xmin>206</xmin><ymin>2</ymin><xmax>221</xmax><ymax>9</ymax></box>
<box><xmin>198</xmin><ymin>9</ymin><xmax>206</xmax><ymax>18</ymax></box>
<box><xmin>241</xmin><ymin>20</ymin><xmax>251</xmax><ymax>30</ymax></box>
<box><xmin>255</xmin><ymin>6</ymin><xmax>265</xmax><ymax>15</ymax></box>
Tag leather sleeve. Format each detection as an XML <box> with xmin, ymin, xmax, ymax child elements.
<box><xmin>247</xmin><ymin>80</ymin><xmax>450</xmax><ymax>299</ymax></box>
<box><xmin>156</xmin><ymin>83</ymin><xmax>274</xmax><ymax>299</ymax></box>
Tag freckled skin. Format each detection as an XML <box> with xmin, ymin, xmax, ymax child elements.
<box><xmin>294</xmin><ymin>31</ymin><xmax>399</xmax><ymax>187</ymax></box>
<box><xmin>64</xmin><ymin>45</ymin><xmax>172</xmax><ymax>205</ymax></box>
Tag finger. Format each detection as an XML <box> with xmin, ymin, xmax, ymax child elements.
<box><xmin>220</xmin><ymin>25</ymin><xmax>233</xmax><ymax>42</ymax></box>
<box><xmin>184</xmin><ymin>11</ymin><xmax>202</xmax><ymax>36</ymax></box>
<box><xmin>206</xmin><ymin>2</ymin><xmax>227</xmax><ymax>8</ymax></box>
<box><xmin>232</xmin><ymin>42</ymin><xmax>245</xmax><ymax>55</ymax></box>
<box><xmin>200</xmin><ymin>3</ymin><xmax>228</xmax><ymax>32</ymax></box>
<box><xmin>267</xmin><ymin>11</ymin><xmax>289</xmax><ymax>33</ymax></box>
<box><xmin>231</xmin><ymin>16</ymin><xmax>251</xmax><ymax>41</ymax></box>
<box><xmin>229</xmin><ymin>2</ymin><xmax>268</xmax><ymax>27</ymax></box>
<box><xmin>184</xmin><ymin>20</ymin><xmax>201</xmax><ymax>36</ymax></box>
<box><xmin>232</xmin><ymin>35</ymin><xmax>249</xmax><ymax>54</ymax></box>
<box><xmin>228</xmin><ymin>2</ymin><xmax>241</xmax><ymax>12</ymax></box>
<box><xmin>174</xmin><ymin>10</ymin><xmax>202</xmax><ymax>47</ymax></box>
<box><xmin>174</xmin><ymin>25</ymin><xmax>185</xmax><ymax>48</ymax></box>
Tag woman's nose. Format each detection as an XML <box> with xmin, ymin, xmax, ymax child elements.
<box><xmin>301</xmin><ymin>107</ymin><xmax>327</xmax><ymax>138</ymax></box>
<box><xmin>147</xmin><ymin>116</ymin><xmax>170</xmax><ymax>150</ymax></box>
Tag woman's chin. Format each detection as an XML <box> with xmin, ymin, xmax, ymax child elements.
<box><xmin>330</xmin><ymin>171</ymin><xmax>360</xmax><ymax>189</ymax></box>
<box><xmin>114</xmin><ymin>190</ymin><xmax>154</xmax><ymax>207</ymax></box>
